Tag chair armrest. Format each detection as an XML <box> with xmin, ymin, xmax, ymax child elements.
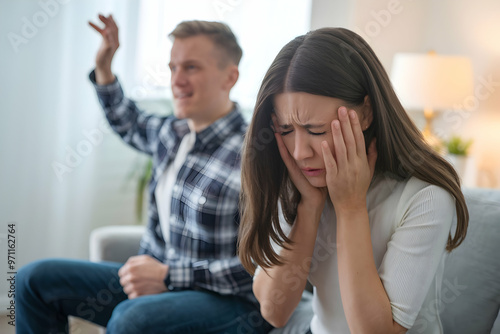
<box><xmin>89</xmin><ymin>225</ymin><xmax>145</xmax><ymax>263</ymax></box>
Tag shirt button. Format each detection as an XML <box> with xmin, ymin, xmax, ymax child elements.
<box><xmin>173</xmin><ymin>185</ymin><xmax>179</xmax><ymax>192</ymax></box>
<box><xmin>198</xmin><ymin>196</ymin><xmax>207</xmax><ymax>205</ymax></box>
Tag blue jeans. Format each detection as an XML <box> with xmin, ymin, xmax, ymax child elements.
<box><xmin>15</xmin><ymin>258</ymin><xmax>272</xmax><ymax>334</ymax></box>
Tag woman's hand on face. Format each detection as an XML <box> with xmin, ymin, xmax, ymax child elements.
<box><xmin>321</xmin><ymin>107</ymin><xmax>377</xmax><ymax>213</ymax></box>
<box><xmin>272</xmin><ymin>116</ymin><xmax>327</xmax><ymax>211</ymax></box>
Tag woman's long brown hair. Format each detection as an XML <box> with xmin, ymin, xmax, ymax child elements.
<box><xmin>238</xmin><ymin>28</ymin><xmax>468</xmax><ymax>275</ymax></box>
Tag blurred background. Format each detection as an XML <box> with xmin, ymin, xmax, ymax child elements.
<box><xmin>1</xmin><ymin>0</ymin><xmax>500</xmax><ymax>314</ymax></box>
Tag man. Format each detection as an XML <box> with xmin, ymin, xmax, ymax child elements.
<box><xmin>15</xmin><ymin>14</ymin><xmax>271</xmax><ymax>333</ymax></box>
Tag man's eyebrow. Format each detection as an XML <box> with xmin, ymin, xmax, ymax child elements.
<box><xmin>168</xmin><ymin>59</ymin><xmax>202</xmax><ymax>67</ymax></box>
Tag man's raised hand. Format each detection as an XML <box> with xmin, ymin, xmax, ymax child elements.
<box><xmin>88</xmin><ymin>14</ymin><xmax>119</xmax><ymax>85</ymax></box>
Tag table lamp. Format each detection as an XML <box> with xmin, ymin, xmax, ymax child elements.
<box><xmin>390</xmin><ymin>51</ymin><xmax>474</xmax><ymax>150</ymax></box>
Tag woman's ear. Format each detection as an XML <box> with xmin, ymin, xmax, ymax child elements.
<box><xmin>361</xmin><ymin>95</ymin><xmax>373</xmax><ymax>130</ymax></box>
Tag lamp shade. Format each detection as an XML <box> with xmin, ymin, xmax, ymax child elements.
<box><xmin>390</xmin><ymin>53</ymin><xmax>474</xmax><ymax>111</ymax></box>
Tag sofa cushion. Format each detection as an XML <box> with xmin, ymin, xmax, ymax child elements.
<box><xmin>440</xmin><ymin>188</ymin><xmax>500</xmax><ymax>333</ymax></box>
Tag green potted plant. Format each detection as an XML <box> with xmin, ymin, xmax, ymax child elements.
<box><xmin>445</xmin><ymin>135</ymin><xmax>473</xmax><ymax>156</ymax></box>
<box><xmin>444</xmin><ymin>135</ymin><xmax>473</xmax><ymax>179</ymax></box>
<box><xmin>124</xmin><ymin>156</ymin><xmax>153</xmax><ymax>224</ymax></box>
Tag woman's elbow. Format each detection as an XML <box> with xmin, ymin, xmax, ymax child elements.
<box><xmin>259</xmin><ymin>301</ymin><xmax>291</xmax><ymax>328</ymax></box>
<box><xmin>253</xmin><ymin>279</ymin><xmax>295</xmax><ymax>327</ymax></box>
<box><xmin>255</xmin><ymin>290</ymin><xmax>291</xmax><ymax>327</ymax></box>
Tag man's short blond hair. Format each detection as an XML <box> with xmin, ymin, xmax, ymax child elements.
<box><xmin>169</xmin><ymin>20</ymin><xmax>242</xmax><ymax>67</ymax></box>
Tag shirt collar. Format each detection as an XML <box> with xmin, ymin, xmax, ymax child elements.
<box><xmin>194</xmin><ymin>103</ymin><xmax>246</xmax><ymax>151</ymax></box>
<box><xmin>170</xmin><ymin>103</ymin><xmax>245</xmax><ymax>151</ymax></box>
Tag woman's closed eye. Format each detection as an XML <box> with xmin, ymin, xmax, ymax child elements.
<box><xmin>308</xmin><ymin>130</ymin><xmax>326</xmax><ymax>136</ymax></box>
<box><xmin>280</xmin><ymin>129</ymin><xmax>327</xmax><ymax>136</ymax></box>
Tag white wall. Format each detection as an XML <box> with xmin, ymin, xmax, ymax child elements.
<box><xmin>1</xmin><ymin>0</ymin><xmax>499</xmax><ymax>315</ymax></box>
<box><xmin>0</xmin><ymin>0</ymin><xmax>145</xmax><ymax>311</ymax></box>
<box><xmin>310</xmin><ymin>0</ymin><xmax>500</xmax><ymax>188</ymax></box>
<box><xmin>0</xmin><ymin>0</ymin><xmax>312</xmax><ymax>312</ymax></box>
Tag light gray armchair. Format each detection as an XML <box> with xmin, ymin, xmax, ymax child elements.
<box><xmin>87</xmin><ymin>188</ymin><xmax>500</xmax><ymax>333</ymax></box>
<box><xmin>69</xmin><ymin>226</ymin><xmax>146</xmax><ymax>334</ymax></box>
<box><xmin>89</xmin><ymin>225</ymin><xmax>145</xmax><ymax>263</ymax></box>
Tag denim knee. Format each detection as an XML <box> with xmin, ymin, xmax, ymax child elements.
<box><xmin>16</xmin><ymin>259</ymin><xmax>54</xmax><ymax>297</ymax></box>
<box><xmin>106</xmin><ymin>299</ymin><xmax>149</xmax><ymax>334</ymax></box>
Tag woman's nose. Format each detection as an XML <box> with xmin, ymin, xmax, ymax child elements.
<box><xmin>293</xmin><ymin>132</ymin><xmax>314</xmax><ymax>161</ymax></box>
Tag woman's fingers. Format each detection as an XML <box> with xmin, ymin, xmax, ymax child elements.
<box><xmin>336</xmin><ymin>107</ymin><xmax>369</xmax><ymax>163</ymax></box>
<box><xmin>367</xmin><ymin>138</ymin><xmax>378</xmax><ymax>180</ymax></box>
<box><xmin>349</xmin><ymin>109</ymin><xmax>366</xmax><ymax>157</ymax></box>
<box><xmin>331</xmin><ymin>118</ymin><xmax>347</xmax><ymax>169</ymax></box>
<box><xmin>321</xmin><ymin>141</ymin><xmax>337</xmax><ymax>174</ymax></box>
<box><xmin>338</xmin><ymin>107</ymin><xmax>357</xmax><ymax>161</ymax></box>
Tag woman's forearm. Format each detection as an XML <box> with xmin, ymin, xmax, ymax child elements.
<box><xmin>336</xmin><ymin>208</ymin><xmax>405</xmax><ymax>334</ymax></box>
<box><xmin>253</xmin><ymin>203</ymin><xmax>322</xmax><ymax>328</ymax></box>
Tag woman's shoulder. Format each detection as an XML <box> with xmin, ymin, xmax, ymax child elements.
<box><xmin>371</xmin><ymin>174</ymin><xmax>455</xmax><ymax>217</ymax></box>
<box><xmin>392</xmin><ymin>176</ymin><xmax>455</xmax><ymax>221</ymax></box>
<box><xmin>403</xmin><ymin>176</ymin><xmax>454</xmax><ymax>201</ymax></box>
<box><xmin>374</xmin><ymin>174</ymin><xmax>453</xmax><ymax>199</ymax></box>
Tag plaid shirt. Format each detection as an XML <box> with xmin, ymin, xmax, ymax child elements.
<box><xmin>90</xmin><ymin>71</ymin><xmax>254</xmax><ymax>301</ymax></box>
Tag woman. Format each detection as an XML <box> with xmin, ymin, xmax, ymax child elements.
<box><xmin>238</xmin><ymin>28</ymin><xmax>468</xmax><ymax>334</ymax></box>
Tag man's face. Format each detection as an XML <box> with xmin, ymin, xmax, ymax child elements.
<box><xmin>169</xmin><ymin>35</ymin><xmax>234</xmax><ymax>124</ymax></box>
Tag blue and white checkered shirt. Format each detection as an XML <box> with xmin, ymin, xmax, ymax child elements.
<box><xmin>90</xmin><ymin>71</ymin><xmax>254</xmax><ymax>301</ymax></box>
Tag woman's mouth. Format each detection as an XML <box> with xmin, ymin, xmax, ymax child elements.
<box><xmin>301</xmin><ymin>168</ymin><xmax>325</xmax><ymax>177</ymax></box>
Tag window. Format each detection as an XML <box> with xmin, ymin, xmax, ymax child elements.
<box><xmin>131</xmin><ymin>0</ymin><xmax>312</xmax><ymax>118</ymax></box>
